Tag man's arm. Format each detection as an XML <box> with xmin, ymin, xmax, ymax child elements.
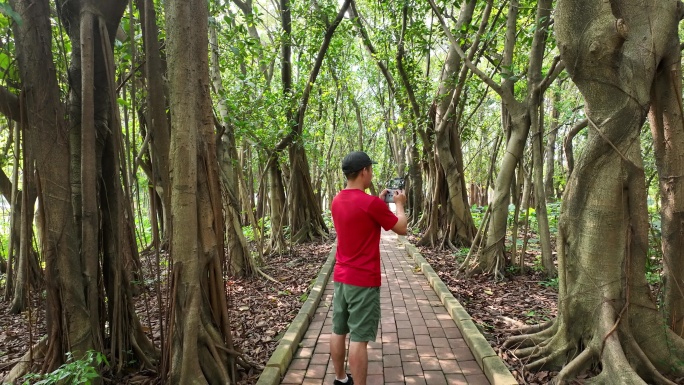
<box><xmin>391</xmin><ymin>191</ymin><xmax>408</xmax><ymax>235</ymax></box>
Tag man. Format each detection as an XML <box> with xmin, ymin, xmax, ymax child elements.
<box><xmin>330</xmin><ymin>151</ymin><xmax>408</xmax><ymax>385</ymax></box>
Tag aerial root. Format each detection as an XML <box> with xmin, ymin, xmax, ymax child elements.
<box><xmin>513</xmin><ymin>334</ymin><xmax>562</xmax><ymax>362</ymax></box>
<box><xmin>505</xmin><ymin>330</ymin><xmax>574</xmax><ymax>375</ymax></box>
<box><xmin>624</xmin><ymin>333</ymin><xmax>677</xmax><ymax>385</ymax></box>
<box><xmin>523</xmin><ymin>344</ymin><xmax>570</xmax><ymax>371</ymax></box>
<box><xmin>3</xmin><ymin>336</ymin><xmax>47</xmax><ymax>384</ymax></box>
<box><xmin>664</xmin><ymin>328</ymin><xmax>684</xmax><ymax>375</ymax></box>
<box><xmin>554</xmin><ymin>347</ymin><xmax>594</xmax><ymax>384</ymax></box>
<box><xmin>503</xmin><ymin>323</ymin><xmax>557</xmax><ymax>349</ymax></box>
<box><xmin>585</xmin><ymin>325</ymin><xmax>653</xmax><ymax>385</ymax></box>
<box><xmin>505</xmin><ymin>318</ymin><xmax>555</xmax><ymax>335</ymax></box>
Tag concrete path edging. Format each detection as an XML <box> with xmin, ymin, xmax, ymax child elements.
<box><xmin>256</xmin><ymin>246</ymin><xmax>337</xmax><ymax>385</ymax></box>
<box><xmin>397</xmin><ymin>237</ymin><xmax>518</xmax><ymax>385</ymax></box>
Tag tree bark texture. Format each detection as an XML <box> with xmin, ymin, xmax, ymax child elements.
<box><xmin>506</xmin><ymin>1</ymin><xmax>684</xmax><ymax>382</ymax></box>
<box><xmin>421</xmin><ymin>0</ymin><xmax>479</xmax><ymax>248</ymax></box>
<box><xmin>10</xmin><ymin>0</ymin><xmax>88</xmax><ymax>373</ymax></box>
<box><xmin>648</xmin><ymin>35</ymin><xmax>684</xmax><ymax>336</ymax></box>
<box><xmin>80</xmin><ymin>11</ymin><xmax>104</xmax><ymax>353</ymax></box>
<box><xmin>266</xmin><ymin>156</ymin><xmax>288</xmax><ymax>254</ymax></box>
<box><xmin>135</xmin><ymin>0</ymin><xmax>172</xmax><ymax>239</ymax></box>
<box><xmin>210</xmin><ymin>23</ymin><xmax>255</xmax><ymax>277</ymax></box>
<box><xmin>166</xmin><ymin>0</ymin><xmax>237</xmax><ymax>382</ymax></box>
<box><xmin>478</xmin><ymin>0</ymin><xmax>553</xmax><ymax>276</ymax></box>
<box><xmin>4</xmin><ymin>0</ymin><xmax>156</xmax><ymax>379</ymax></box>
<box><xmin>282</xmin><ymin>0</ymin><xmax>350</xmax><ymax>243</ymax></box>
<box><xmin>544</xmin><ymin>90</ymin><xmax>560</xmax><ymax>200</ymax></box>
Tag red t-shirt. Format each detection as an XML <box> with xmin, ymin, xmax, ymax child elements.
<box><xmin>331</xmin><ymin>189</ymin><xmax>399</xmax><ymax>287</ymax></box>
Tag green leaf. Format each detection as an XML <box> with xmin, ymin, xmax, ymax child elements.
<box><xmin>0</xmin><ymin>3</ymin><xmax>21</xmax><ymax>26</ymax></box>
<box><xmin>0</xmin><ymin>52</ymin><xmax>9</xmax><ymax>71</ymax></box>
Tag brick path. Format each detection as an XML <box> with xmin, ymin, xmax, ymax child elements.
<box><xmin>280</xmin><ymin>232</ymin><xmax>491</xmax><ymax>385</ymax></box>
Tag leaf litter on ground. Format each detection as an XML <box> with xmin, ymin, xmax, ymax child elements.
<box><xmin>0</xmin><ymin>239</ymin><xmax>332</xmax><ymax>385</ymax></box>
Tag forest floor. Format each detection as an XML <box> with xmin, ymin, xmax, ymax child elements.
<box><xmin>0</xmin><ymin>231</ymin><xmax>663</xmax><ymax>384</ymax></box>
<box><xmin>0</xmin><ymin>240</ymin><xmax>332</xmax><ymax>384</ymax></box>
<box><xmin>405</xmin><ymin>234</ymin><xmax>563</xmax><ymax>384</ymax></box>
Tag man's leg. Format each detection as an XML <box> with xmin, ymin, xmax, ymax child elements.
<box><xmin>348</xmin><ymin>341</ymin><xmax>368</xmax><ymax>385</ymax></box>
<box><xmin>330</xmin><ymin>332</ymin><xmax>347</xmax><ymax>380</ymax></box>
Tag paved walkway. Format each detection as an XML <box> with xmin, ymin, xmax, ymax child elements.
<box><xmin>280</xmin><ymin>232</ymin><xmax>491</xmax><ymax>385</ymax></box>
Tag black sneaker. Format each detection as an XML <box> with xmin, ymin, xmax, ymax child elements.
<box><xmin>333</xmin><ymin>373</ymin><xmax>353</xmax><ymax>385</ymax></box>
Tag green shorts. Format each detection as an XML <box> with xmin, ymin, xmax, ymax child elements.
<box><xmin>332</xmin><ymin>281</ymin><xmax>381</xmax><ymax>342</ymax></box>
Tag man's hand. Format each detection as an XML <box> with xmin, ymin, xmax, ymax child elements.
<box><xmin>379</xmin><ymin>189</ymin><xmax>390</xmax><ymax>202</ymax></box>
<box><xmin>390</xmin><ymin>190</ymin><xmax>408</xmax><ymax>235</ymax></box>
<box><xmin>392</xmin><ymin>190</ymin><xmax>407</xmax><ymax>205</ymax></box>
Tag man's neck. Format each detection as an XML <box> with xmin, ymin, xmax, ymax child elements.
<box><xmin>345</xmin><ymin>180</ymin><xmax>366</xmax><ymax>191</ymax></box>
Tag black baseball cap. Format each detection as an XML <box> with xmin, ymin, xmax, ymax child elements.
<box><xmin>342</xmin><ymin>151</ymin><xmax>377</xmax><ymax>174</ymax></box>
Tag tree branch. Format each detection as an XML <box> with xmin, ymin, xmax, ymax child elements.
<box><xmin>397</xmin><ymin>1</ymin><xmax>421</xmax><ymax>119</ymax></box>
<box><xmin>427</xmin><ymin>0</ymin><xmax>505</xmax><ymax>98</ymax></box>
<box><xmin>274</xmin><ymin>0</ymin><xmax>351</xmax><ymax>152</ymax></box>
<box><xmin>231</xmin><ymin>0</ymin><xmax>250</xmax><ymax>14</ymax></box>
<box><xmin>563</xmin><ymin>118</ymin><xmax>588</xmax><ymax>176</ymax></box>
<box><xmin>0</xmin><ymin>86</ymin><xmax>20</xmax><ymax>122</ymax></box>
<box><xmin>538</xmin><ymin>55</ymin><xmax>565</xmax><ymax>94</ymax></box>
<box><xmin>0</xmin><ymin>166</ymin><xmax>13</xmax><ymax>202</ymax></box>
<box><xmin>349</xmin><ymin>0</ymin><xmax>396</xmax><ymax>95</ymax></box>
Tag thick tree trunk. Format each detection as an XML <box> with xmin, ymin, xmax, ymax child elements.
<box><xmin>530</xmin><ymin>103</ymin><xmax>554</xmax><ymax>277</ymax></box>
<box><xmin>267</xmin><ymin>156</ymin><xmax>288</xmax><ymax>254</ymax></box>
<box><xmin>136</xmin><ymin>0</ymin><xmax>172</xmax><ymax>240</ymax></box>
<box><xmin>7</xmin><ymin>0</ymin><xmax>153</xmax><ymax>378</ymax></box>
<box><xmin>10</xmin><ymin>0</ymin><xmax>89</xmax><ymax>372</ymax></box>
<box><xmin>9</xmin><ymin>187</ymin><xmax>38</xmax><ymax>314</ymax></box>
<box><xmin>648</xmin><ymin>47</ymin><xmax>684</xmax><ymax>336</ymax></box>
<box><xmin>278</xmin><ymin>0</ymin><xmax>349</xmax><ymax>243</ymax></box>
<box><xmin>478</xmin><ymin>109</ymin><xmax>529</xmax><ymax>274</ymax></box>
<box><xmin>100</xmin><ymin>116</ymin><xmax>158</xmax><ymax>371</ymax></box>
<box><xmin>544</xmin><ymin>91</ymin><xmax>560</xmax><ymax>200</ymax></box>
<box><xmin>475</xmin><ymin>0</ymin><xmax>553</xmax><ymax>277</ymax></box>
<box><xmin>417</xmin><ymin>157</ymin><xmax>448</xmax><ymax>247</ymax></box>
<box><xmin>210</xmin><ymin>23</ymin><xmax>255</xmax><ymax>277</ymax></box>
<box><xmin>424</xmin><ymin>0</ymin><xmax>479</xmax><ymax>248</ymax></box>
<box><xmin>288</xmin><ymin>144</ymin><xmax>328</xmax><ymax>243</ymax></box>
<box><xmin>407</xmin><ymin>131</ymin><xmax>423</xmax><ymax>222</ymax></box>
<box><xmin>506</xmin><ymin>1</ymin><xmax>684</xmax><ymax>382</ymax></box>
<box><xmin>80</xmin><ymin>11</ymin><xmax>104</xmax><ymax>353</ymax></box>
<box><xmin>98</xmin><ymin>14</ymin><xmax>159</xmax><ymax>370</ymax></box>
<box><xmin>166</xmin><ymin>0</ymin><xmax>237</xmax><ymax>382</ymax></box>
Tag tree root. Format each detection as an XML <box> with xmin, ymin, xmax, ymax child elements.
<box><xmin>503</xmin><ymin>321</ymin><xmax>557</xmax><ymax>349</ymax></box>
<box><xmin>522</xmin><ymin>342</ymin><xmax>571</xmax><ymax>371</ymax></box>
<box><xmin>624</xmin><ymin>333</ymin><xmax>677</xmax><ymax>385</ymax></box>
<box><xmin>2</xmin><ymin>336</ymin><xmax>47</xmax><ymax>384</ymax></box>
<box><xmin>214</xmin><ymin>344</ymin><xmax>263</xmax><ymax>371</ymax></box>
<box><xmin>503</xmin><ymin>328</ymin><xmax>553</xmax><ymax>350</ymax></box>
<box><xmin>554</xmin><ymin>347</ymin><xmax>594</xmax><ymax>384</ymax></box>
<box><xmin>506</xmin><ymin>302</ymin><xmax>684</xmax><ymax>385</ymax></box>
<box><xmin>504</xmin><ymin>318</ymin><xmax>555</xmax><ymax>334</ymax></box>
<box><xmin>256</xmin><ymin>267</ymin><xmax>280</xmax><ymax>284</ymax></box>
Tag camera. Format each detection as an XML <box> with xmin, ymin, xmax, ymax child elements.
<box><xmin>384</xmin><ymin>177</ymin><xmax>406</xmax><ymax>203</ymax></box>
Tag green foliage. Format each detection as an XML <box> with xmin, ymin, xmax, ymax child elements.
<box><xmin>646</xmin><ymin>197</ymin><xmax>663</xmax><ymax>287</ymax></box>
<box><xmin>133</xmin><ymin>202</ymin><xmax>152</xmax><ymax>249</ymax></box>
<box><xmin>470</xmin><ymin>205</ymin><xmax>487</xmax><ymax>229</ymax></box>
<box><xmin>23</xmin><ymin>350</ymin><xmax>108</xmax><ymax>385</ymax></box>
<box><xmin>531</xmin><ymin>254</ymin><xmax>543</xmax><ymax>272</ymax></box>
<box><xmin>322</xmin><ymin>210</ymin><xmax>333</xmax><ymax>231</ymax></box>
<box><xmin>0</xmin><ymin>3</ymin><xmax>21</xmax><ymax>26</ymax></box>
<box><xmin>645</xmin><ymin>270</ymin><xmax>661</xmax><ymax>286</ymax></box>
<box><xmin>539</xmin><ymin>277</ymin><xmax>559</xmax><ymax>290</ymax></box>
<box><xmin>530</xmin><ymin>201</ymin><xmax>561</xmax><ymax>234</ymax></box>
<box><xmin>242</xmin><ymin>216</ymin><xmax>271</xmax><ymax>242</ymax></box>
